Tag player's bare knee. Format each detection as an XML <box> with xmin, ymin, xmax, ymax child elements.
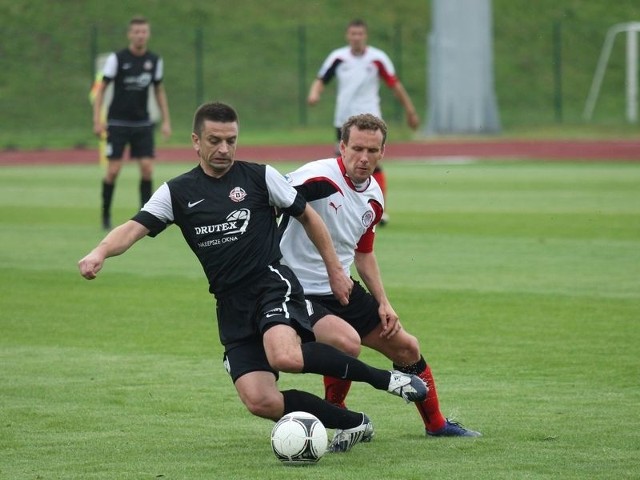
<box><xmin>334</xmin><ymin>335</ymin><xmax>361</xmax><ymax>357</ymax></box>
<box><xmin>242</xmin><ymin>392</ymin><xmax>282</xmax><ymax>420</ymax></box>
<box><xmin>263</xmin><ymin>324</ymin><xmax>302</xmax><ymax>369</ymax></box>
<box><xmin>264</xmin><ymin>328</ymin><xmax>305</xmax><ymax>372</ymax></box>
<box><xmin>314</xmin><ymin>315</ymin><xmax>360</xmax><ymax>357</ymax></box>
<box><xmin>267</xmin><ymin>349</ymin><xmax>304</xmax><ymax>373</ymax></box>
<box><xmin>394</xmin><ymin>333</ymin><xmax>421</xmax><ymax>364</ymax></box>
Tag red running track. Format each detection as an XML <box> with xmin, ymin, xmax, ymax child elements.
<box><xmin>0</xmin><ymin>139</ymin><xmax>639</xmax><ymax>166</ymax></box>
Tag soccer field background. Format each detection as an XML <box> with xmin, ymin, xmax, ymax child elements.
<box><xmin>1</xmin><ymin>159</ymin><xmax>639</xmax><ymax>479</ymax></box>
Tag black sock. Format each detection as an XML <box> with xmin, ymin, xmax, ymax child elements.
<box><xmin>300</xmin><ymin>342</ymin><xmax>389</xmax><ymax>390</ymax></box>
<box><xmin>282</xmin><ymin>389</ymin><xmax>363</xmax><ymax>429</ymax></box>
<box><xmin>102</xmin><ymin>181</ymin><xmax>114</xmax><ymax>219</ymax></box>
<box><xmin>394</xmin><ymin>355</ymin><xmax>427</xmax><ymax>375</ymax></box>
<box><xmin>140</xmin><ymin>179</ymin><xmax>152</xmax><ymax>207</ymax></box>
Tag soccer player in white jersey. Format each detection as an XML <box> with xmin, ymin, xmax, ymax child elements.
<box><xmin>280</xmin><ymin>113</ymin><xmax>481</xmax><ymax>438</ymax></box>
<box><xmin>307</xmin><ymin>19</ymin><xmax>420</xmax><ymax>225</ymax></box>
<box><xmin>79</xmin><ymin>102</ymin><xmax>428</xmax><ymax>454</ymax></box>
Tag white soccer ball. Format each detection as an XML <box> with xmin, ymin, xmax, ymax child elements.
<box><xmin>271</xmin><ymin>411</ymin><xmax>328</xmax><ymax>465</ymax></box>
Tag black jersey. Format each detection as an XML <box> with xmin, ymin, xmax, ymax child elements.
<box><xmin>102</xmin><ymin>48</ymin><xmax>163</xmax><ymax>126</ymax></box>
<box><xmin>132</xmin><ymin>162</ymin><xmax>307</xmax><ymax>296</ymax></box>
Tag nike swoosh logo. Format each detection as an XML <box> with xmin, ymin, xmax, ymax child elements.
<box><xmin>265</xmin><ymin>313</ymin><xmax>279</xmax><ymax>318</ymax></box>
<box><xmin>340</xmin><ymin>364</ymin><xmax>349</xmax><ymax>379</ymax></box>
<box><xmin>188</xmin><ymin>199</ymin><xmax>205</xmax><ymax>208</ymax></box>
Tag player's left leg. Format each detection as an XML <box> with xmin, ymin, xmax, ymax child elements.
<box><xmin>138</xmin><ymin>157</ymin><xmax>153</xmax><ymax>207</ymax></box>
<box><xmin>312</xmin><ymin>314</ymin><xmax>361</xmax><ymax>408</ymax></box>
<box><xmin>362</xmin><ymin>326</ymin><xmax>481</xmax><ymax>437</ymax></box>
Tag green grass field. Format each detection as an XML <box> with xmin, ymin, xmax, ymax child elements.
<box><xmin>1</xmin><ymin>159</ymin><xmax>639</xmax><ymax>479</ymax></box>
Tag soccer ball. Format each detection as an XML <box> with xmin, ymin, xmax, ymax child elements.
<box><xmin>271</xmin><ymin>411</ymin><xmax>328</xmax><ymax>465</ymax></box>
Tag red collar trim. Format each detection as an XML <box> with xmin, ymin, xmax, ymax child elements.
<box><xmin>337</xmin><ymin>157</ymin><xmax>370</xmax><ymax>192</ymax></box>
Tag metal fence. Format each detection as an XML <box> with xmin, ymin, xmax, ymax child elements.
<box><xmin>0</xmin><ymin>18</ymin><xmax>633</xmax><ymax>149</ymax></box>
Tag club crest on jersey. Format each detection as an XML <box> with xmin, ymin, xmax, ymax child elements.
<box><xmin>144</xmin><ymin>60</ymin><xmax>153</xmax><ymax>70</ymax></box>
<box><xmin>361</xmin><ymin>210</ymin><xmax>374</xmax><ymax>228</ymax></box>
<box><xmin>229</xmin><ymin>187</ymin><xmax>247</xmax><ymax>202</ymax></box>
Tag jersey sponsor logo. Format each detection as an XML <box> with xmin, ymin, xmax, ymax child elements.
<box><xmin>361</xmin><ymin>210</ymin><xmax>374</xmax><ymax>228</ymax></box>
<box><xmin>188</xmin><ymin>199</ymin><xmax>205</xmax><ymax>208</ymax></box>
<box><xmin>194</xmin><ymin>208</ymin><xmax>251</xmax><ymax>248</ymax></box>
<box><xmin>229</xmin><ymin>186</ymin><xmax>247</xmax><ymax>203</ymax></box>
<box><xmin>123</xmin><ymin>72</ymin><xmax>153</xmax><ymax>90</ymax></box>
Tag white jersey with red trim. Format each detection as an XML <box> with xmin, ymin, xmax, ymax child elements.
<box><xmin>280</xmin><ymin>157</ymin><xmax>384</xmax><ymax>295</ymax></box>
<box><xmin>316</xmin><ymin>45</ymin><xmax>398</xmax><ymax>128</ymax></box>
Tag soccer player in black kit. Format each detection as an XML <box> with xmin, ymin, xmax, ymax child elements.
<box><xmin>92</xmin><ymin>16</ymin><xmax>172</xmax><ymax>230</ymax></box>
<box><xmin>78</xmin><ymin>102</ymin><xmax>427</xmax><ymax>453</ymax></box>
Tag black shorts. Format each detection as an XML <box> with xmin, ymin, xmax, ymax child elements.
<box><xmin>306</xmin><ymin>280</ymin><xmax>380</xmax><ymax>339</ymax></box>
<box><xmin>106</xmin><ymin>125</ymin><xmax>155</xmax><ymax>160</ymax></box>
<box><xmin>217</xmin><ymin>263</ymin><xmax>315</xmax><ymax>382</ymax></box>
<box><xmin>223</xmin><ymin>339</ymin><xmax>277</xmax><ymax>383</ymax></box>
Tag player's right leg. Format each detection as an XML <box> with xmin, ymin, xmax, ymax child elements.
<box><xmin>362</xmin><ymin>326</ymin><xmax>481</xmax><ymax>437</ymax></box>
<box><xmin>102</xmin><ymin>126</ymin><xmax>126</xmax><ymax>230</ymax></box>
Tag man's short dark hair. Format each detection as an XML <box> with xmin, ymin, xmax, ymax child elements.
<box><xmin>193</xmin><ymin>102</ymin><xmax>239</xmax><ymax>136</ymax></box>
<box><xmin>347</xmin><ymin>19</ymin><xmax>368</xmax><ymax>30</ymax></box>
<box><xmin>341</xmin><ymin>113</ymin><xmax>387</xmax><ymax>146</ymax></box>
<box><xmin>129</xmin><ymin>16</ymin><xmax>149</xmax><ymax>27</ymax></box>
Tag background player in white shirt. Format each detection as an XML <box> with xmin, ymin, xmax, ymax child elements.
<box><xmin>280</xmin><ymin>113</ymin><xmax>481</xmax><ymax>437</ymax></box>
<box><xmin>307</xmin><ymin>19</ymin><xmax>420</xmax><ymax>225</ymax></box>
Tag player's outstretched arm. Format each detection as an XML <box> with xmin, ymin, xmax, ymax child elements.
<box><xmin>391</xmin><ymin>81</ymin><xmax>420</xmax><ymax>130</ymax></box>
<box><xmin>78</xmin><ymin>220</ymin><xmax>149</xmax><ymax>280</ymax></box>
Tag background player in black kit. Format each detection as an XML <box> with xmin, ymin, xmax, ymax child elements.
<box><xmin>78</xmin><ymin>101</ymin><xmax>427</xmax><ymax>454</ymax></box>
<box><xmin>92</xmin><ymin>16</ymin><xmax>172</xmax><ymax>230</ymax></box>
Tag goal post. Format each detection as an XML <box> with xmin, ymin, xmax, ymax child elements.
<box><xmin>583</xmin><ymin>22</ymin><xmax>640</xmax><ymax>123</ymax></box>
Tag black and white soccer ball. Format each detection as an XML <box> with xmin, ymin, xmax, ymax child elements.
<box><xmin>271</xmin><ymin>411</ymin><xmax>328</xmax><ymax>465</ymax></box>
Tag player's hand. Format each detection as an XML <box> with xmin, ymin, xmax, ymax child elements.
<box><xmin>161</xmin><ymin>121</ymin><xmax>172</xmax><ymax>140</ymax></box>
<box><xmin>406</xmin><ymin>111</ymin><xmax>420</xmax><ymax>130</ymax></box>
<box><xmin>307</xmin><ymin>93</ymin><xmax>320</xmax><ymax>106</ymax></box>
<box><xmin>378</xmin><ymin>303</ymin><xmax>401</xmax><ymax>338</ymax></box>
<box><xmin>93</xmin><ymin>121</ymin><xmax>106</xmax><ymax>138</ymax></box>
<box><xmin>78</xmin><ymin>251</ymin><xmax>105</xmax><ymax>280</ymax></box>
<box><xmin>328</xmin><ymin>270</ymin><xmax>353</xmax><ymax>306</ymax></box>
